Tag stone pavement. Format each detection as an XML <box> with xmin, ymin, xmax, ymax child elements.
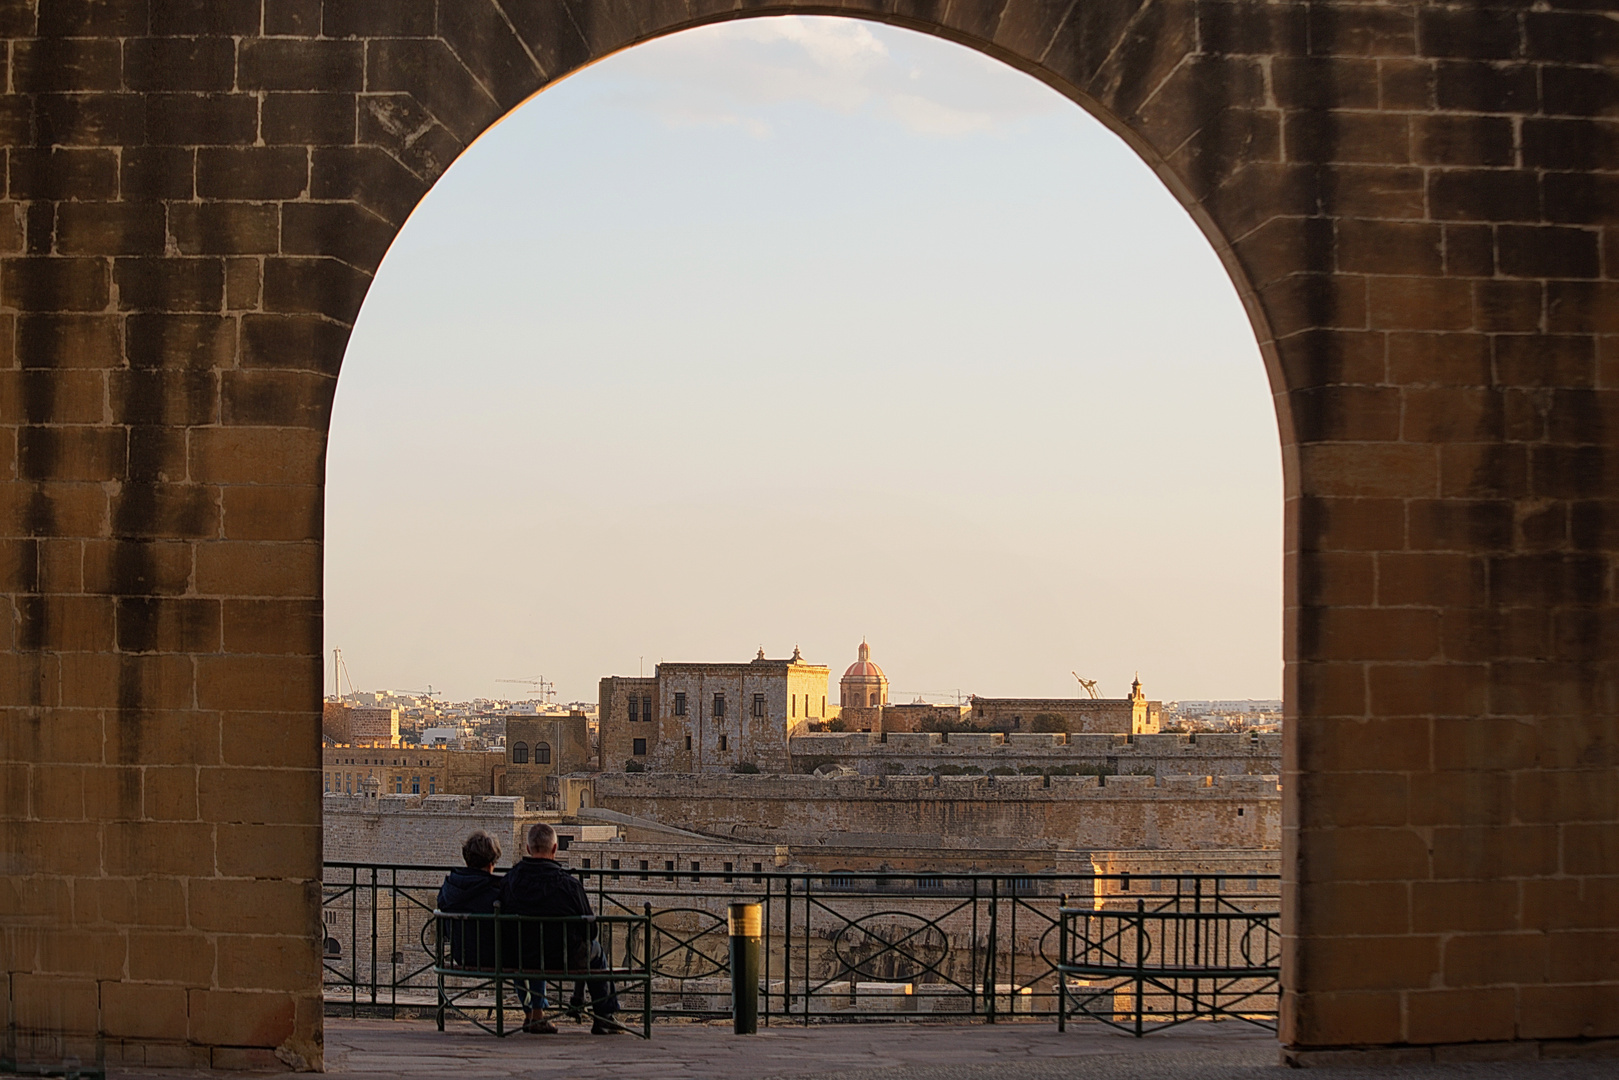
<box><xmin>106</xmin><ymin>1018</ymin><xmax>1619</xmax><ymax>1079</ymax></box>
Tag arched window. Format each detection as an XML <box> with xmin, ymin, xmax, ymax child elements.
<box><xmin>535</xmin><ymin>743</ymin><xmax>552</xmax><ymax>765</ymax></box>
<box><xmin>869</xmin><ymin>693</ymin><xmax>877</xmax><ymax>707</ymax></box>
<box><xmin>512</xmin><ymin>742</ymin><xmax>529</xmax><ymax>764</ymax></box>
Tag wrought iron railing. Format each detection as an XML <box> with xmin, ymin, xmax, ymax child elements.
<box><xmin>322</xmin><ymin>862</ymin><xmax>1278</xmax><ymax>1027</ymax></box>
<box><xmin>1057</xmin><ymin>884</ymin><xmax>1281</xmax><ymax>1035</ymax></box>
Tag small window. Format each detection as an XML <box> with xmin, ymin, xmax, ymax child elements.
<box><xmin>639</xmin><ymin>860</ymin><xmax>649</xmax><ymax>882</ymax></box>
<box><xmin>713</xmin><ymin>693</ymin><xmax>726</xmax><ymax>718</ymax></box>
<box><xmin>642</xmin><ymin>695</ymin><xmax>652</xmax><ymax>721</ymax></box>
<box><xmin>512</xmin><ymin>742</ymin><xmax>529</xmax><ymax>764</ymax></box>
<box><xmin>752</xmin><ymin>862</ymin><xmax>763</xmax><ymax>883</ymax></box>
<box><xmin>664</xmin><ymin>860</ymin><xmax>675</xmax><ymax>882</ymax></box>
<box><xmin>868</xmin><ymin>693</ymin><xmax>877</xmax><ymax>707</ymax></box>
<box><xmin>916</xmin><ymin>875</ymin><xmax>942</xmax><ymax>891</ymax></box>
<box><xmin>791</xmin><ymin>694</ymin><xmax>796</xmax><ymax>717</ymax></box>
<box><xmin>610</xmin><ymin>858</ymin><xmax>620</xmax><ymax>880</ymax></box>
<box><xmin>718</xmin><ymin>734</ymin><xmax>728</xmax><ymax>752</ymax></box>
<box><xmin>581</xmin><ymin>858</ymin><xmax>591</xmax><ymax>870</ymax></box>
<box><xmin>1237</xmin><ymin>807</ymin><xmax>1244</xmax><ymax>816</ymax></box>
<box><xmin>684</xmin><ymin>735</ymin><xmax>692</xmax><ymax>751</ymax></box>
<box><xmin>673</xmin><ymin>692</ymin><xmax>686</xmax><ymax>716</ymax></box>
<box><xmin>723</xmin><ymin>861</ymin><xmax>734</xmax><ymax>883</ymax></box>
<box><xmin>411</xmin><ymin>776</ymin><xmax>419</xmax><ymax>794</ymax></box>
<box><xmin>821</xmin><ymin>696</ymin><xmax>825</xmax><ymax>716</ymax></box>
<box><xmin>535</xmin><ymin>742</ymin><xmax>551</xmax><ymax>765</ymax></box>
<box><xmin>632</xmin><ymin>738</ymin><xmax>647</xmax><ymax>756</ymax></box>
<box><xmin>752</xmin><ymin>693</ymin><xmax>766</xmax><ymax>719</ymax></box>
<box><xmin>832</xmin><ymin>873</ymin><xmax>855</xmax><ymax>890</ymax></box>
<box><xmin>628</xmin><ymin>697</ymin><xmax>639</xmax><ymax>722</ymax></box>
<box><xmin>428</xmin><ymin>777</ymin><xmax>436</xmax><ymax>794</ymax></box>
<box><xmin>1120</xmin><ymin>873</ymin><xmax>1130</xmax><ymax>892</ymax></box>
<box><xmin>690</xmin><ymin>861</ymin><xmax>700</xmax><ymax>882</ymax></box>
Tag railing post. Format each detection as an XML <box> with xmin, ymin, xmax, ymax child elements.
<box><xmin>493</xmin><ymin>902</ymin><xmax>504</xmax><ymax>1038</ymax></box>
<box><xmin>434</xmin><ymin>908</ymin><xmax>445</xmax><ymax>1032</ymax></box>
<box><xmin>644</xmin><ymin>902</ymin><xmax>654</xmax><ymax>1040</ymax></box>
<box><xmin>1057</xmin><ymin>894</ymin><xmax>1068</xmax><ymax>1033</ymax></box>
<box><xmin>1133</xmin><ymin>900</ymin><xmax>1145</xmax><ymax>1038</ymax></box>
<box><xmin>369</xmin><ymin>865</ymin><xmax>379</xmax><ymax>1007</ymax></box>
<box><xmin>986</xmin><ymin>876</ymin><xmax>998</xmax><ymax>1024</ymax></box>
<box><xmin>729</xmin><ymin>903</ymin><xmax>761</xmax><ymax>1035</ymax></box>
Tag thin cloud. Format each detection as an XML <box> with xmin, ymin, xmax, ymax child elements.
<box><xmin>599</xmin><ymin>16</ymin><xmax>1058</xmax><ymax>137</ymax></box>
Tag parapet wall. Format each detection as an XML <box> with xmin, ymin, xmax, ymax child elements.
<box><xmin>590</xmin><ymin>772</ymin><xmax>1280</xmax><ymax>851</ymax></box>
<box><xmin>789</xmin><ymin>730</ymin><xmax>1281</xmax><ymax>777</ymax></box>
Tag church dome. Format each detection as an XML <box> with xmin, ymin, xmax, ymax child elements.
<box><xmin>842</xmin><ymin>640</ymin><xmax>885</xmax><ymax>681</ymax></box>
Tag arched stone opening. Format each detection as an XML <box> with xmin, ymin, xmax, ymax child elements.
<box><xmin>1</xmin><ymin>1</ymin><xmax>1613</xmax><ymax>1069</ymax></box>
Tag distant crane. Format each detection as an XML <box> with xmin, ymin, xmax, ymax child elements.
<box><xmin>398</xmin><ymin>686</ymin><xmax>443</xmax><ymax>706</ymax></box>
<box><xmin>1072</xmin><ymin>672</ymin><xmax>1100</xmax><ymax>699</ymax></box>
<box><xmin>329</xmin><ymin>647</ymin><xmax>356</xmax><ymax>702</ymax></box>
<box><xmin>497</xmin><ymin>676</ymin><xmax>556</xmax><ymax>703</ymax></box>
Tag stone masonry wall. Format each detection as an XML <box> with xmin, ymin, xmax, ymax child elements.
<box><xmin>0</xmin><ymin>0</ymin><xmax>1613</xmax><ymax>1066</ymax></box>
<box><xmin>591</xmin><ymin>772</ymin><xmax>1282</xmax><ymax>852</ymax></box>
<box><xmin>791</xmin><ymin>730</ymin><xmax>1283</xmax><ymax>777</ymax></box>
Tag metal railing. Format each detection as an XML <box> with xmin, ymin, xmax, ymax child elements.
<box><xmin>1058</xmin><ymin>882</ymin><xmax>1281</xmax><ymax>1035</ymax></box>
<box><xmin>322</xmin><ymin>862</ymin><xmax>1278</xmax><ymax>1028</ymax></box>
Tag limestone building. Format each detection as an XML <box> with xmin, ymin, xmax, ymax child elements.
<box><xmin>599</xmin><ymin>650</ymin><xmax>831</xmax><ymax>773</ymax></box>
<box><xmin>968</xmin><ymin>675</ymin><xmax>1161</xmax><ymax>735</ymax></box>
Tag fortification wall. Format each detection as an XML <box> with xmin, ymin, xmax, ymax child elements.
<box><xmin>790</xmin><ymin>730</ymin><xmax>1281</xmax><ymax>777</ymax></box>
<box><xmin>590</xmin><ymin>773</ymin><xmax>1280</xmax><ymax>851</ymax></box>
<box><xmin>322</xmin><ymin>793</ymin><xmax>551</xmax><ymax>869</ymax></box>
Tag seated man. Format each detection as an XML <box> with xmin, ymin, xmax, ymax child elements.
<box><xmin>436</xmin><ymin>831</ymin><xmax>503</xmax><ymax>969</ymax></box>
<box><xmin>499</xmin><ymin>822</ymin><xmax>620</xmax><ymax>1035</ymax></box>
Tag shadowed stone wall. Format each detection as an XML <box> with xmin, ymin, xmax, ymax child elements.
<box><xmin>0</xmin><ymin>0</ymin><xmax>1613</xmax><ymax>1068</ymax></box>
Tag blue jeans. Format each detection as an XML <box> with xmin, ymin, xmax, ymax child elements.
<box><xmin>514</xmin><ymin>979</ymin><xmax>548</xmax><ymax>1011</ymax></box>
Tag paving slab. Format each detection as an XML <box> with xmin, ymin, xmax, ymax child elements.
<box><xmin>107</xmin><ymin>1018</ymin><xmax>1619</xmax><ymax>1079</ymax></box>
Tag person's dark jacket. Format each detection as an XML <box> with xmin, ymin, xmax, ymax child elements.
<box><xmin>498</xmin><ymin>857</ymin><xmax>595</xmax><ymax>972</ymax></box>
<box><xmin>437</xmin><ymin>867</ymin><xmax>501</xmax><ymax>968</ymax></box>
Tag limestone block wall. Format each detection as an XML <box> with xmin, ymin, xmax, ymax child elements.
<box><xmin>790</xmin><ymin>730</ymin><xmax>1283</xmax><ymax>777</ymax></box>
<box><xmin>322</xmin><ymin>793</ymin><xmax>552</xmax><ymax>869</ymax></box>
<box><xmin>0</xmin><ymin>0</ymin><xmax>1612</xmax><ymax>1065</ymax></box>
<box><xmin>590</xmin><ymin>772</ymin><xmax>1281</xmax><ymax>851</ymax></box>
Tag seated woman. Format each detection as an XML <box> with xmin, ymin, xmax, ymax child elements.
<box><xmin>436</xmin><ymin>830</ymin><xmax>502</xmax><ymax>969</ymax></box>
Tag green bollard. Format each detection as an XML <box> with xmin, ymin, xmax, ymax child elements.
<box><xmin>729</xmin><ymin>902</ymin><xmax>761</xmax><ymax>1034</ymax></box>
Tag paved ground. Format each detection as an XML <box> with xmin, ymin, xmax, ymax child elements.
<box><xmin>106</xmin><ymin>1018</ymin><xmax>1619</xmax><ymax>1078</ymax></box>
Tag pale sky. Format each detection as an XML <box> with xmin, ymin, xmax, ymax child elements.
<box><xmin>324</xmin><ymin>16</ymin><xmax>1283</xmax><ymax>707</ymax></box>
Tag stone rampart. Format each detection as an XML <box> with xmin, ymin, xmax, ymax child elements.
<box><xmin>789</xmin><ymin>730</ymin><xmax>1281</xmax><ymax>777</ymax></box>
<box><xmin>590</xmin><ymin>772</ymin><xmax>1280</xmax><ymax>851</ymax></box>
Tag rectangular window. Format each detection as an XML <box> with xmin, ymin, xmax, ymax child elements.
<box><xmin>642</xmin><ymin>695</ymin><xmax>653</xmax><ymax>721</ymax></box>
<box><xmin>1120</xmin><ymin>873</ymin><xmax>1131</xmax><ymax>892</ymax></box>
<box><xmin>792</xmin><ymin>694</ymin><xmax>796</xmax><ymax>717</ymax></box>
<box><xmin>628</xmin><ymin>696</ymin><xmax>639</xmax><ymax>722</ymax></box>
<box><xmin>639</xmin><ymin>860</ymin><xmax>649</xmax><ymax>882</ymax></box>
<box><xmin>723</xmin><ymin>861</ymin><xmax>734</xmax><ymax>884</ymax></box>
<box><xmin>411</xmin><ymin>776</ymin><xmax>419</xmax><ymax>794</ymax></box>
<box><xmin>673</xmin><ymin>692</ymin><xmax>687</xmax><ymax>716</ymax></box>
<box><xmin>752</xmin><ymin>693</ymin><xmax>766</xmax><ymax>719</ymax></box>
<box><xmin>664</xmin><ymin>860</ymin><xmax>675</xmax><ymax>882</ymax></box>
<box><xmin>718</xmin><ymin>734</ymin><xmax>728</xmax><ymax>752</ymax></box>
<box><xmin>428</xmin><ymin>777</ymin><xmax>436</xmax><ymax>794</ymax></box>
<box><xmin>713</xmin><ymin>693</ymin><xmax>726</xmax><ymax>718</ymax></box>
<box><xmin>610</xmin><ymin>858</ymin><xmax>620</xmax><ymax>881</ymax></box>
<box><xmin>821</xmin><ymin>696</ymin><xmax>826</xmax><ymax>716</ymax></box>
<box><xmin>916</xmin><ymin>875</ymin><xmax>943</xmax><ymax>891</ymax></box>
<box><xmin>690</xmin><ymin>861</ymin><xmax>700</xmax><ymax>882</ymax></box>
<box><xmin>632</xmin><ymin>738</ymin><xmax>647</xmax><ymax>756</ymax></box>
<box><xmin>684</xmin><ymin>735</ymin><xmax>692</xmax><ymax>751</ymax></box>
<box><xmin>582</xmin><ymin>859</ymin><xmax>591</xmax><ymax>870</ymax></box>
<box><xmin>752</xmin><ymin>862</ymin><xmax>763</xmax><ymax>883</ymax></box>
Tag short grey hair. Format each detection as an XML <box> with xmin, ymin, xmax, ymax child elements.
<box><xmin>525</xmin><ymin>822</ymin><xmax>557</xmax><ymax>854</ymax></box>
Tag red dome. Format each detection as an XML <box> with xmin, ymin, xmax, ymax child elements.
<box><xmin>842</xmin><ymin>641</ymin><xmax>886</xmax><ymax>682</ymax></box>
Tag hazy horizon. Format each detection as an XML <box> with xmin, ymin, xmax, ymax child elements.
<box><xmin>324</xmin><ymin>16</ymin><xmax>1285</xmax><ymax>707</ymax></box>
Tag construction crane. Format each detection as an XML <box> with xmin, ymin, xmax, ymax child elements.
<box><xmin>329</xmin><ymin>647</ymin><xmax>356</xmax><ymax>702</ymax></box>
<box><xmin>497</xmin><ymin>676</ymin><xmax>556</xmax><ymax>703</ymax></box>
<box><xmin>398</xmin><ymin>686</ymin><xmax>443</xmax><ymax>705</ymax></box>
<box><xmin>1072</xmin><ymin>672</ymin><xmax>1100</xmax><ymax>699</ymax></box>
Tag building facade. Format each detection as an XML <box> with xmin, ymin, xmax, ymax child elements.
<box><xmin>968</xmin><ymin>676</ymin><xmax>1161</xmax><ymax>735</ymax></box>
<box><xmin>600</xmin><ymin>650</ymin><xmax>832</xmax><ymax>774</ymax></box>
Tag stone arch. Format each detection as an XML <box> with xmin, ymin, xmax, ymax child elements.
<box><xmin>1</xmin><ymin>1</ymin><xmax>1614</xmax><ymax>1068</ymax></box>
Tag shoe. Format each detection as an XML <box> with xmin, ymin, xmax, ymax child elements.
<box><xmin>591</xmin><ymin>1019</ymin><xmax>622</xmax><ymax>1035</ymax></box>
<box><xmin>565</xmin><ymin>1004</ymin><xmax>586</xmax><ymax>1023</ymax></box>
<box><xmin>523</xmin><ymin>1018</ymin><xmax>558</xmax><ymax>1035</ymax></box>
